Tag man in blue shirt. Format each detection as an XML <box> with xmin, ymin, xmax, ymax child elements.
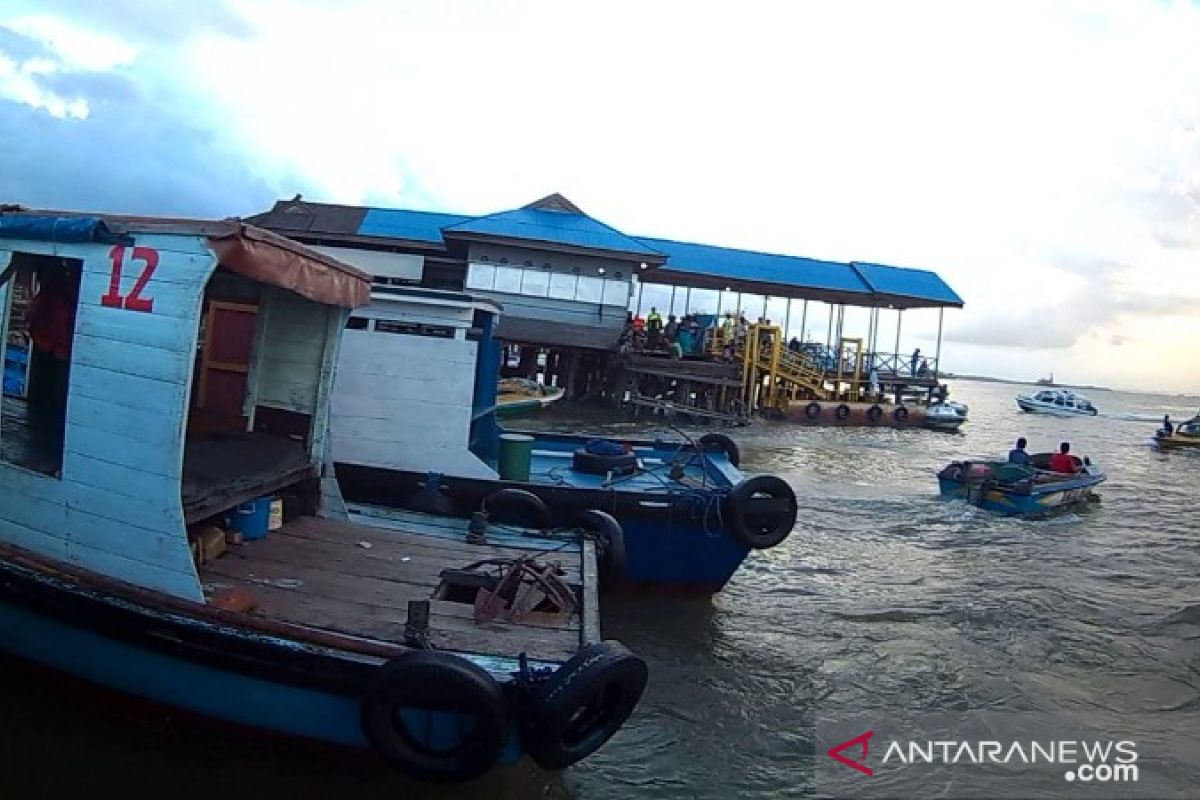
<box><xmin>1008</xmin><ymin>437</ymin><xmax>1030</xmax><ymax>464</ymax></box>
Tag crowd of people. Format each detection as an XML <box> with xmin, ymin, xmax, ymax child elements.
<box><xmin>619</xmin><ymin>308</ymin><xmax>759</xmax><ymax>361</ymax></box>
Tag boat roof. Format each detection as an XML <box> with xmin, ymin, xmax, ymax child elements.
<box><xmin>0</xmin><ymin>207</ymin><xmax>372</xmax><ymax>308</ymax></box>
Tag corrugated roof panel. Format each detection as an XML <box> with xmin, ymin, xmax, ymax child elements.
<box><xmin>638</xmin><ymin>237</ymin><xmax>873</xmax><ymax>296</ymax></box>
<box><xmin>358</xmin><ymin>208</ymin><xmax>473</xmax><ymax>244</ymax></box>
<box><xmin>851</xmin><ymin>262</ymin><xmax>964</xmax><ymax>307</ymax></box>
<box><xmin>444</xmin><ymin>208</ymin><xmax>664</xmax><ymax>258</ymax></box>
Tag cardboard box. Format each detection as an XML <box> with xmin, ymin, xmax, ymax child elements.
<box><xmin>197</xmin><ymin>526</ymin><xmax>226</xmax><ymax>564</ymax></box>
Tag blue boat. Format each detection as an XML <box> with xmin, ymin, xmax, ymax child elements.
<box><xmin>328</xmin><ymin>285</ymin><xmax>799</xmax><ymax>594</ymax></box>
<box><xmin>0</xmin><ymin>210</ymin><xmax>645</xmax><ymax>781</ymax></box>
<box><xmin>937</xmin><ymin>453</ymin><xmax>1106</xmax><ymax>515</ymax></box>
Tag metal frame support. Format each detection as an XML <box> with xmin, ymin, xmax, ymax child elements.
<box><xmin>934</xmin><ymin>306</ymin><xmax>945</xmax><ymax>378</ymax></box>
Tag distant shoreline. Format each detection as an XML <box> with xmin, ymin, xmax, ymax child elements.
<box><xmin>942</xmin><ymin>373</ymin><xmax>1112</xmax><ymax>392</ymax></box>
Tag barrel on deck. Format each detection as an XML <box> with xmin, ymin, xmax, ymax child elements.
<box><xmin>498</xmin><ymin>433</ymin><xmax>535</xmax><ymax>481</ymax></box>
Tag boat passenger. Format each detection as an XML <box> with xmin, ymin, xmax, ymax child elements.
<box><xmin>1160</xmin><ymin>414</ymin><xmax>1174</xmax><ymax>436</ymax></box>
<box><xmin>1007</xmin><ymin>437</ymin><xmax>1030</xmax><ymax>465</ymax></box>
<box><xmin>1048</xmin><ymin>442</ymin><xmax>1079</xmax><ymax>474</ymax></box>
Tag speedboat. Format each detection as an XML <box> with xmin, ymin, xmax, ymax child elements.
<box><xmin>924</xmin><ymin>401</ymin><xmax>968</xmax><ymax>431</ymax></box>
<box><xmin>1155</xmin><ymin>417</ymin><xmax>1200</xmax><ymax>450</ymax></box>
<box><xmin>1015</xmin><ymin>389</ymin><xmax>1098</xmax><ymax>416</ymax></box>
<box><xmin>937</xmin><ymin>452</ymin><xmax>1105</xmax><ymax>515</ymax></box>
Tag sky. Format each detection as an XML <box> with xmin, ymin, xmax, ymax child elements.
<box><xmin>1</xmin><ymin>0</ymin><xmax>1198</xmax><ymax>393</ymax></box>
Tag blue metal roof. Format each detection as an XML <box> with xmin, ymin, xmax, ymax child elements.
<box><xmin>357</xmin><ymin>208</ymin><xmax>473</xmax><ymax>244</ymax></box>
<box><xmin>637</xmin><ymin>237</ymin><xmax>874</xmax><ymax>297</ymax></box>
<box><xmin>851</xmin><ymin>262</ymin><xmax>964</xmax><ymax>307</ymax></box>
<box><xmin>442</xmin><ymin>208</ymin><xmax>664</xmax><ymax>259</ymax></box>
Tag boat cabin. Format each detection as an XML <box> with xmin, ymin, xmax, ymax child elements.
<box><xmin>0</xmin><ymin>211</ymin><xmax>370</xmax><ymax>601</ymax></box>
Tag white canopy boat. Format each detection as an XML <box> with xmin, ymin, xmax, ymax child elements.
<box><xmin>1015</xmin><ymin>389</ymin><xmax>1098</xmax><ymax>416</ymax></box>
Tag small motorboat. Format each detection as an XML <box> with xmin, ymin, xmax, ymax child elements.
<box><xmin>937</xmin><ymin>452</ymin><xmax>1105</xmax><ymax>515</ymax></box>
<box><xmin>496</xmin><ymin>378</ymin><xmax>566</xmax><ymax>419</ymax></box>
<box><xmin>923</xmin><ymin>401</ymin><xmax>969</xmax><ymax>431</ymax></box>
<box><xmin>1015</xmin><ymin>388</ymin><xmax>1098</xmax><ymax>416</ymax></box>
<box><xmin>1155</xmin><ymin>417</ymin><xmax>1200</xmax><ymax>450</ymax></box>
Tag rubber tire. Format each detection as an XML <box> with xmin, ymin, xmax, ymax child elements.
<box><xmin>574</xmin><ymin>509</ymin><xmax>626</xmax><ymax>589</ymax></box>
<box><xmin>804</xmin><ymin>402</ymin><xmax>821</xmax><ymax>420</ymax></box>
<box><xmin>482</xmin><ymin>488</ymin><xmax>552</xmax><ymax>529</ymax></box>
<box><xmin>835</xmin><ymin>404</ymin><xmax>851</xmax><ymax>421</ymax></box>
<box><xmin>893</xmin><ymin>406</ymin><xmax>909</xmax><ymax>423</ymax></box>
<box><xmin>522</xmin><ymin>641</ymin><xmax>649</xmax><ymax>770</ymax></box>
<box><xmin>361</xmin><ymin>651</ymin><xmax>509</xmax><ymax>782</ymax></box>
<box><xmin>698</xmin><ymin>432</ymin><xmax>741</xmax><ymax>467</ymax></box>
<box><xmin>726</xmin><ymin>475</ymin><xmax>798</xmax><ymax>550</ymax></box>
<box><xmin>867</xmin><ymin>405</ymin><xmax>883</xmax><ymax>423</ymax></box>
<box><xmin>572</xmin><ymin>448</ymin><xmax>638</xmax><ymax>476</ymax></box>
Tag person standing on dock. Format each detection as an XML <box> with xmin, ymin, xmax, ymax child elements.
<box><xmin>665</xmin><ymin>314</ymin><xmax>678</xmax><ymax>343</ymax></box>
<box><xmin>722</xmin><ymin>312</ymin><xmax>735</xmax><ymax>343</ymax></box>
<box><xmin>910</xmin><ymin>347</ymin><xmax>921</xmax><ymax>376</ymax></box>
<box><xmin>647</xmin><ymin>307</ymin><xmax>663</xmax><ymax>349</ymax></box>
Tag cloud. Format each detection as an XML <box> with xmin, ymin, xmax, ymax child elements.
<box><xmin>5</xmin><ymin>1</ymin><xmax>252</xmax><ymax>45</ymax></box>
<box><xmin>945</xmin><ymin>256</ymin><xmax>1193</xmax><ymax>350</ymax></box>
<box><xmin>0</xmin><ymin>24</ymin><xmax>50</xmax><ymax>61</ymax></box>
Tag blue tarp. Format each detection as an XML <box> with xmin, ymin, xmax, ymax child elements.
<box><xmin>0</xmin><ymin>214</ymin><xmax>121</xmax><ymax>244</ymax></box>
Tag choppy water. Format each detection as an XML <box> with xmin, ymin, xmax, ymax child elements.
<box><xmin>3</xmin><ymin>379</ymin><xmax>1199</xmax><ymax>797</ymax></box>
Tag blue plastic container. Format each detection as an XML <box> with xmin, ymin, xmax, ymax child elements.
<box><xmin>229</xmin><ymin>497</ymin><xmax>272</xmax><ymax>540</ymax></box>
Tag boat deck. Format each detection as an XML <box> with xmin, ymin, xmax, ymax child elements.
<box><xmin>526</xmin><ymin>440</ymin><xmax>735</xmax><ymax>493</ymax></box>
<box><xmin>199</xmin><ymin>509</ymin><xmax>589</xmax><ymax>663</ymax></box>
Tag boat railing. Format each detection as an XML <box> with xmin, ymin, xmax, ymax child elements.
<box><xmin>863</xmin><ymin>351</ymin><xmax>939</xmax><ymax>379</ymax></box>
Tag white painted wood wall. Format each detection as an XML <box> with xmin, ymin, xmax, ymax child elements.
<box><xmin>330</xmin><ymin>293</ymin><xmax>498</xmax><ymax>480</ymax></box>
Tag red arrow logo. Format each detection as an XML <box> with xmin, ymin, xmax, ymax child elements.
<box><xmin>827</xmin><ymin>730</ymin><xmax>875</xmax><ymax>776</ymax></box>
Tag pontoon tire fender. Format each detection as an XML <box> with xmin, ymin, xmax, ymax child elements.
<box><xmin>574</xmin><ymin>509</ymin><xmax>626</xmax><ymax>589</ymax></box>
<box><xmin>893</xmin><ymin>406</ymin><xmax>910</xmax><ymax>423</ymax></box>
<box><xmin>482</xmin><ymin>488</ymin><xmax>552</xmax><ymax>529</ymax></box>
<box><xmin>522</xmin><ymin>641</ymin><xmax>649</xmax><ymax>770</ymax></box>
<box><xmin>361</xmin><ymin>651</ymin><xmax>509</xmax><ymax>781</ymax></box>
<box><xmin>726</xmin><ymin>475</ymin><xmax>798</xmax><ymax>550</ymax></box>
<box><xmin>804</xmin><ymin>402</ymin><xmax>822</xmax><ymax>420</ymax></box>
<box><xmin>835</xmin><ymin>404</ymin><xmax>851</xmax><ymax>421</ymax></box>
<box><xmin>867</xmin><ymin>405</ymin><xmax>883</xmax><ymax>423</ymax></box>
<box><xmin>698</xmin><ymin>432</ymin><xmax>741</xmax><ymax>467</ymax></box>
<box><xmin>572</xmin><ymin>448</ymin><xmax>638</xmax><ymax>477</ymax></box>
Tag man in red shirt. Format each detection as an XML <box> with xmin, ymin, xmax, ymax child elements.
<box><xmin>1048</xmin><ymin>442</ymin><xmax>1079</xmax><ymax>474</ymax></box>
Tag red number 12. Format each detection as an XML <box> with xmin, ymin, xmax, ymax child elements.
<box><xmin>101</xmin><ymin>244</ymin><xmax>158</xmax><ymax>313</ymax></box>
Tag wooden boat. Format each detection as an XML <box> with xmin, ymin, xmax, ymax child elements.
<box><xmin>1155</xmin><ymin>417</ymin><xmax>1200</xmax><ymax>450</ymax></box>
<box><xmin>937</xmin><ymin>453</ymin><xmax>1106</xmax><ymax>515</ymax></box>
<box><xmin>0</xmin><ymin>209</ymin><xmax>645</xmax><ymax>781</ymax></box>
<box><xmin>496</xmin><ymin>377</ymin><xmax>565</xmax><ymax>419</ymax></box>
<box><xmin>328</xmin><ymin>286</ymin><xmax>799</xmax><ymax>594</ymax></box>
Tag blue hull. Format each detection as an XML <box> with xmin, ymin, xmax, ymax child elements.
<box><xmin>0</xmin><ymin>554</ymin><xmax>530</xmax><ymax>767</ymax></box>
<box><xmin>337</xmin><ymin>429</ymin><xmax>794</xmax><ymax>591</ymax></box>
<box><xmin>938</xmin><ymin>476</ymin><xmax>1103</xmax><ymax>515</ymax></box>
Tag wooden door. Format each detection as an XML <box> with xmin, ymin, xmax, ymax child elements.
<box><xmin>196</xmin><ymin>301</ymin><xmax>258</xmax><ymax>431</ymax></box>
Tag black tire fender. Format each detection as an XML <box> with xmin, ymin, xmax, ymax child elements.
<box><xmin>804</xmin><ymin>402</ymin><xmax>822</xmax><ymax>420</ymax></box>
<box><xmin>835</xmin><ymin>404</ymin><xmax>851</xmax><ymax>421</ymax></box>
<box><xmin>726</xmin><ymin>474</ymin><xmax>798</xmax><ymax>550</ymax></box>
<box><xmin>482</xmin><ymin>488</ymin><xmax>552</xmax><ymax>529</ymax></box>
<box><xmin>867</xmin><ymin>405</ymin><xmax>883</xmax><ymax>423</ymax></box>
<box><xmin>572</xmin><ymin>448</ymin><xmax>638</xmax><ymax>476</ymax></box>
<box><xmin>522</xmin><ymin>641</ymin><xmax>648</xmax><ymax>770</ymax></box>
<box><xmin>698</xmin><ymin>432</ymin><xmax>741</xmax><ymax>467</ymax></box>
<box><xmin>574</xmin><ymin>509</ymin><xmax>626</xmax><ymax>589</ymax></box>
<box><xmin>893</xmin><ymin>406</ymin><xmax>910</xmax><ymax>423</ymax></box>
<box><xmin>361</xmin><ymin>651</ymin><xmax>509</xmax><ymax>781</ymax></box>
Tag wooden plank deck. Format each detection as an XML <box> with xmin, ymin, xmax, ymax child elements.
<box><xmin>200</xmin><ymin>514</ymin><xmax>585</xmax><ymax>663</ymax></box>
